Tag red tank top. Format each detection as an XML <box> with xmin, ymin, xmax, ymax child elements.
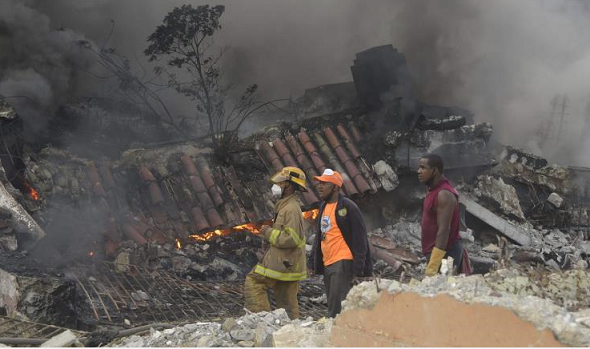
<box><xmin>420</xmin><ymin>177</ymin><xmax>460</xmax><ymax>255</ymax></box>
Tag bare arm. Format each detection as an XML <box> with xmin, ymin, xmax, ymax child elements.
<box><xmin>435</xmin><ymin>190</ymin><xmax>457</xmax><ymax>250</ymax></box>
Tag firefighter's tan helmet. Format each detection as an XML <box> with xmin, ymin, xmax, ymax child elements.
<box><xmin>269</xmin><ymin>166</ymin><xmax>308</xmax><ymax>192</ymax></box>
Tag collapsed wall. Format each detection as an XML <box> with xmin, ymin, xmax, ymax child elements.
<box><xmin>332</xmin><ymin>272</ymin><xmax>590</xmax><ymax>347</ymax></box>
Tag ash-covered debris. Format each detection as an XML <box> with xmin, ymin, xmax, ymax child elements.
<box><xmin>472</xmin><ymin>175</ymin><xmax>526</xmax><ymax>220</ymax></box>
<box><xmin>113</xmin><ymin>231</ymin><xmax>263</xmax><ymax>281</ymax></box>
<box><xmin>108</xmin><ymin>308</ymin><xmax>332</xmax><ymax>347</ymax></box>
<box><xmin>0</xmin><ymin>259</ymin><xmax>78</xmax><ymax>328</ymax></box>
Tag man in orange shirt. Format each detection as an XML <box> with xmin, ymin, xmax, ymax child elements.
<box><xmin>308</xmin><ymin>169</ymin><xmax>372</xmax><ymax>317</ymax></box>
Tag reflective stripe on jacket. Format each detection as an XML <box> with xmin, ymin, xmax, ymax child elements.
<box><xmin>254</xmin><ymin>194</ymin><xmax>307</xmax><ymax>281</ymax></box>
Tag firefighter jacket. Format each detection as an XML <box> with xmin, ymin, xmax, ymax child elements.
<box><xmin>254</xmin><ymin>194</ymin><xmax>307</xmax><ymax>281</ymax></box>
<box><xmin>308</xmin><ymin>194</ymin><xmax>373</xmax><ymax>277</ymax></box>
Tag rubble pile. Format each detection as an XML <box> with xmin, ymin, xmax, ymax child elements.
<box><xmin>114</xmin><ymin>231</ymin><xmax>262</xmax><ymax>281</ymax></box>
<box><xmin>107</xmin><ymin>269</ymin><xmax>590</xmax><ymax>347</ymax></box>
<box><xmin>108</xmin><ymin>309</ymin><xmax>332</xmax><ymax>348</ymax></box>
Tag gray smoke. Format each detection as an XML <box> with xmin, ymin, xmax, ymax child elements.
<box><xmin>0</xmin><ymin>0</ymin><xmax>99</xmax><ymax>137</ymax></box>
<box><xmin>7</xmin><ymin>0</ymin><xmax>590</xmax><ymax>165</ymax></box>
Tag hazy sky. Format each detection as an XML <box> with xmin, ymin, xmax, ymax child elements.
<box><xmin>3</xmin><ymin>0</ymin><xmax>590</xmax><ymax>165</ymax></box>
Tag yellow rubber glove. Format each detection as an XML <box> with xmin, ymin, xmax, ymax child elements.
<box><xmin>425</xmin><ymin>247</ymin><xmax>446</xmax><ymax>276</ymax></box>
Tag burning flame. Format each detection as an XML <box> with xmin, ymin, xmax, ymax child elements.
<box><xmin>188</xmin><ymin>209</ymin><xmax>319</xmax><ymax>242</ymax></box>
<box><xmin>175</xmin><ymin>238</ymin><xmax>182</xmax><ymax>250</ymax></box>
<box><xmin>88</xmin><ymin>250</ymin><xmax>94</xmax><ymax>258</ymax></box>
<box><xmin>189</xmin><ymin>229</ymin><xmax>227</xmax><ymax>242</ymax></box>
<box><xmin>23</xmin><ymin>181</ymin><xmax>40</xmax><ymax>201</ymax></box>
<box><xmin>303</xmin><ymin>209</ymin><xmax>319</xmax><ymax>220</ymax></box>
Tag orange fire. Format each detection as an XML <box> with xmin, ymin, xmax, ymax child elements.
<box><xmin>189</xmin><ymin>229</ymin><xmax>226</xmax><ymax>242</ymax></box>
<box><xmin>88</xmin><ymin>250</ymin><xmax>94</xmax><ymax>257</ymax></box>
<box><xmin>303</xmin><ymin>208</ymin><xmax>319</xmax><ymax>220</ymax></box>
<box><xmin>23</xmin><ymin>181</ymin><xmax>40</xmax><ymax>201</ymax></box>
<box><xmin>188</xmin><ymin>209</ymin><xmax>319</xmax><ymax>242</ymax></box>
<box><xmin>175</xmin><ymin>238</ymin><xmax>182</xmax><ymax>250</ymax></box>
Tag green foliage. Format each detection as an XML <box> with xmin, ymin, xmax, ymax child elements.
<box><xmin>145</xmin><ymin>4</ymin><xmax>225</xmax><ymax>65</ymax></box>
<box><xmin>143</xmin><ymin>4</ymin><xmax>280</xmax><ymax>162</ymax></box>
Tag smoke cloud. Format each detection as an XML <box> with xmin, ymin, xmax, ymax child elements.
<box><xmin>0</xmin><ymin>0</ymin><xmax>98</xmax><ymax>138</ymax></box>
<box><xmin>4</xmin><ymin>0</ymin><xmax>590</xmax><ymax>165</ymax></box>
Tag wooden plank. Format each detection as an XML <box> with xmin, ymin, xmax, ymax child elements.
<box><xmin>460</xmin><ymin>195</ymin><xmax>531</xmax><ymax>246</ymax></box>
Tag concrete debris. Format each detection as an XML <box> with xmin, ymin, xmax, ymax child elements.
<box><xmin>390</xmin><ymin>122</ymin><xmax>495</xmax><ymax>172</ymax></box>
<box><xmin>272</xmin><ymin>318</ymin><xmax>332</xmax><ymax>347</ymax></box>
<box><xmin>547</xmin><ymin>192</ymin><xmax>564</xmax><ymax>208</ymax></box>
<box><xmin>335</xmin><ymin>271</ymin><xmax>590</xmax><ymax>347</ymax></box>
<box><xmin>459</xmin><ymin>228</ymin><xmax>475</xmax><ymax>242</ymax></box>
<box><xmin>0</xmin><ymin>268</ymin><xmax>18</xmax><ymax>317</ymax></box>
<box><xmin>293</xmin><ymin>83</ymin><xmax>360</xmax><ymax>120</ymax></box>
<box><xmin>486</xmin><ymin>268</ymin><xmax>590</xmax><ymax>311</ymax></box>
<box><xmin>503</xmin><ymin>146</ymin><xmax>548</xmax><ymax>170</ymax></box>
<box><xmin>109</xmin><ymin>308</ymin><xmax>331</xmax><ymax>348</ymax></box>
<box><xmin>373</xmin><ymin>160</ymin><xmax>399</xmax><ymax>192</ymax></box>
<box><xmin>493</xmin><ymin>153</ymin><xmax>571</xmax><ymax>195</ymax></box>
<box><xmin>0</xmin><ymin>177</ymin><xmax>45</xmax><ymax>243</ymax></box>
<box><xmin>482</xmin><ymin>243</ymin><xmax>500</xmax><ymax>253</ymax></box>
<box><xmin>40</xmin><ymin>330</ymin><xmax>77</xmax><ymax>347</ymax></box>
<box><xmin>473</xmin><ymin>175</ymin><xmax>525</xmax><ymax>220</ymax></box>
<box><xmin>461</xmin><ymin>194</ymin><xmax>531</xmax><ymax>246</ymax></box>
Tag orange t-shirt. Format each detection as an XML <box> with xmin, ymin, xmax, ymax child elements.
<box><xmin>320</xmin><ymin>202</ymin><xmax>353</xmax><ymax>266</ymax></box>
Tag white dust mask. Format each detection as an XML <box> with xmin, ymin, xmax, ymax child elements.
<box><xmin>271</xmin><ymin>184</ymin><xmax>282</xmax><ymax>198</ymax></box>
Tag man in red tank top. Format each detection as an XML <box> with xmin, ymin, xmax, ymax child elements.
<box><xmin>418</xmin><ymin>154</ymin><xmax>465</xmax><ymax>276</ymax></box>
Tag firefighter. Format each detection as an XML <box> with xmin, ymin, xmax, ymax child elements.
<box><xmin>244</xmin><ymin>166</ymin><xmax>308</xmax><ymax>319</ymax></box>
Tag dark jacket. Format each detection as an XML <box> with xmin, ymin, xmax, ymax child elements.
<box><xmin>308</xmin><ymin>194</ymin><xmax>373</xmax><ymax>277</ymax></box>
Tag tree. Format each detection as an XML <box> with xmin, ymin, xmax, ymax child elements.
<box><xmin>79</xmin><ymin>40</ymin><xmax>191</xmax><ymax>140</ymax></box>
<box><xmin>144</xmin><ymin>4</ymin><xmax>273</xmax><ymax>161</ymax></box>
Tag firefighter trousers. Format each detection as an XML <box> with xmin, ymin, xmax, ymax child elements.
<box><xmin>244</xmin><ymin>271</ymin><xmax>300</xmax><ymax>320</ymax></box>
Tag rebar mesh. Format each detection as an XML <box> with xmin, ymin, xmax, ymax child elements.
<box><xmin>0</xmin><ymin>316</ymin><xmax>86</xmax><ymax>346</ymax></box>
<box><xmin>70</xmin><ymin>262</ymin><xmax>327</xmax><ymax>325</ymax></box>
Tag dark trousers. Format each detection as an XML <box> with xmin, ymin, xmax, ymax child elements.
<box><xmin>426</xmin><ymin>240</ymin><xmax>464</xmax><ymax>273</ymax></box>
<box><xmin>323</xmin><ymin>259</ymin><xmax>353</xmax><ymax>318</ymax></box>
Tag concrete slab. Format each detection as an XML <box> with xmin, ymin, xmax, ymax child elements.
<box><xmin>460</xmin><ymin>195</ymin><xmax>531</xmax><ymax>246</ymax></box>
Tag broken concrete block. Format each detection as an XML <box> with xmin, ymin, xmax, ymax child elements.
<box><xmin>229</xmin><ymin>329</ymin><xmax>254</xmax><ymax>341</ymax></box>
<box><xmin>547</xmin><ymin>193</ymin><xmax>564</xmax><ymax>208</ymax></box>
<box><xmin>253</xmin><ymin>322</ymin><xmax>271</xmax><ymax>347</ymax></box>
<box><xmin>0</xmin><ymin>268</ymin><xmax>18</xmax><ymax>317</ymax></box>
<box><xmin>373</xmin><ymin>160</ymin><xmax>399</xmax><ymax>192</ymax></box>
<box><xmin>460</xmin><ymin>194</ymin><xmax>531</xmax><ymax>246</ymax></box>
<box><xmin>0</xmin><ymin>178</ymin><xmax>45</xmax><ymax>242</ymax></box>
<box><xmin>222</xmin><ymin>317</ymin><xmax>238</xmax><ymax>332</ymax></box>
<box><xmin>272</xmin><ymin>323</ymin><xmax>330</xmax><ymax>347</ymax></box>
<box><xmin>482</xmin><ymin>244</ymin><xmax>500</xmax><ymax>253</ymax></box>
<box><xmin>473</xmin><ymin>175</ymin><xmax>525</xmax><ymax>220</ymax></box>
<box><xmin>41</xmin><ymin>330</ymin><xmax>77</xmax><ymax>347</ymax></box>
<box><xmin>294</xmin><ymin>82</ymin><xmax>360</xmax><ymax>119</ymax></box>
<box><xmin>459</xmin><ymin>229</ymin><xmax>475</xmax><ymax>242</ymax></box>
<box><xmin>503</xmin><ymin>146</ymin><xmax>548</xmax><ymax>169</ymax></box>
<box><xmin>0</xmin><ymin>234</ymin><xmax>17</xmax><ymax>251</ymax></box>
<box><xmin>196</xmin><ymin>335</ymin><xmax>214</xmax><ymax>347</ymax></box>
